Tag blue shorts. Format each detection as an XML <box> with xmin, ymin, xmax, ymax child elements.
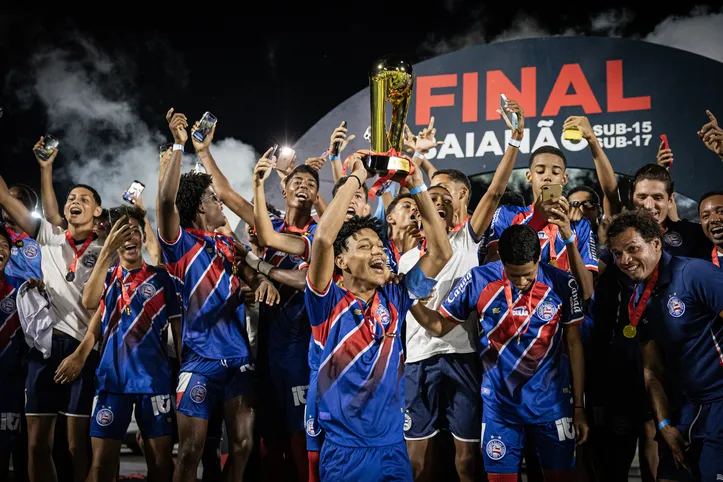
<box><xmin>25</xmin><ymin>333</ymin><xmax>98</xmax><ymax>417</ymax></box>
<box><xmin>320</xmin><ymin>440</ymin><xmax>412</xmax><ymax>482</ymax></box>
<box><xmin>481</xmin><ymin>410</ymin><xmax>576</xmax><ymax>474</ymax></box>
<box><xmin>404</xmin><ymin>353</ymin><xmax>480</xmax><ymax>442</ymax></box>
<box><xmin>175</xmin><ymin>349</ymin><xmax>255</xmax><ymax>420</ymax></box>
<box><xmin>0</xmin><ymin>373</ymin><xmax>24</xmax><ymax>450</ymax></box>
<box><xmin>90</xmin><ymin>391</ymin><xmax>175</xmax><ymax>440</ymax></box>
<box><xmin>305</xmin><ymin>369</ymin><xmax>324</xmax><ymax>452</ymax></box>
<box><xmin>263</xmin><ymin>355</ymin><xmax>309</xmax><ymax>434</ymax></box>
<box><xmin>657</xmin><ymin>399</ymin><xmax>723</xmax><ymax>481</ymax></box>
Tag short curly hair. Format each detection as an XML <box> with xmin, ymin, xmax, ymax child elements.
<box><xmin>605</xmin><ymin>209</ymin><xmax>663</xmax><ymax>248</ymax></box>
<box><xmin>333</xmin><ymin>215</ymin><xmax>384</xmax><ymax>257</ymax></box>
<box><xmin>498</xmin><ymin>225</ymin><xmax>541</xmax><ymax>265</ymax></box>
<box><xmin>177</xmin><ymin>172</ymin><xmax>213</xmax><ymax>228</ymax></box>
<box><xmin>108</xmin><ymin>205</ymin><xmax>147</xmax><ymax>232</ymax></box>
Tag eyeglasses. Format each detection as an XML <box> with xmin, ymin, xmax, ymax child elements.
<box><xmin>570</xmin><ymin>200</ymin><xmax>598</xmax><ymax>209</ymax></box>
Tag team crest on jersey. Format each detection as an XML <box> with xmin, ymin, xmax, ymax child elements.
<box><xmin>667</xmin><ymin>297</ymin><xmax>685</xmax><ymax>317</ymax></box>
<box><xmin>376</xmin><ymin>305</ymin><xmax>391</xmax><ymax>326</ymax></box>
<box><xmin>190</xmin><ymin>384</ymin><xmax>207</xmax><ymax>404</ymax></box>
<box><xmin>138</xmin><ymin>283</ymin><xmax>156</xmax><ymax>301</ymax></box>
<box><xmin>538</xmin><ymin>231</ymin><xmax>547</xmax><ymax>240</ymax></box>
<box><xmin>663</xmin><ymin>231</ymin><xmax>683</xmax><ymax>247</ymax></box>
<box><xmin>404</xmin><ymin>411</ymin><xmax>412</xmax><ymax>431</ymax></box>
<box><xmin>10</xmin><ymin>247</ymin><xmax>18</xmax><ymax>256</ymax></box>
<box><xmin>0</xmin><ymin>298</ymin><xmax>16</xmax><ymax>315</ymax></box>
<box><xmin>306</xmin><ymin>418</ymin><xmax>321</xmax><ymax>437</ymax></box>
<box><xmin>486</xmin><ymin>437</ymin><xmax>506</xmax><ymax>460</ymax></box>
<box><xmin>22</xmin><ymin>244</ymin><xmax>39</xmax><ymax>259</ymax></box>
<box><xmin>95</xmin><ymin>408</ymin><xmax>114</xmax><ymax>426</ymax></box>
<box><xmin>82</xmin><ymin>253</ymin><xmax>98</xmax><ymax>269</ymax></box>
<box><xmin>536</xmin><ymin>301</ymin><xmax>557</xmax><ymax>321</ymax></box>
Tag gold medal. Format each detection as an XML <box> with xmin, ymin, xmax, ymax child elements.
<box><xmin>232</xmin><ymin>264</ymin><xmax>238</xmax><ymax>277</ymax></box>
<box><xmin>623</xmin><ymin>324</ymin><xmax>637</xmax><ymax>339</ymax></box>
<box><xmin>125</xmin><ymin>306</ymin><xmax>131</xmax><ymax>315</ymax></box>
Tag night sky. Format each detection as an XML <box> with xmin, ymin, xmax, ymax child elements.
<box><xmin>0</xmin><ymin>2</ymin><xmax>718</xmax><ymax>196</ymax></box>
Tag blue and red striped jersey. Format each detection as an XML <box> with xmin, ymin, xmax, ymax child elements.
<box><xmin>97</xmin><ymin>263</ymin><xmax>180</xmax><ymax>394</ymax></box>
<box><xmin>485</xmin><ymin>205</ymin><xmax>598</xmax><ymax>273</ymax></box>
<box><xmin>261</xmin><ymin>217</ymin><xmax>316</xmax><ymax>360</ymax></box>
<box><xmin>305</xmin><ymin>274</ymin><xmax>415</xmax><ymax>447</ymax></box>
<box><xmin>3</xmin><ymin>225</ymin><xmax>42</xmax><ymax>281</ymax></box>
<box><xmin>0</xmin><ymin>274</ymin><xmax>27</xmax><ymax>375</ymax></box>
<box><xmin>441</xmin><ymin>261</ymin><xmax>584</xmax><ymax>424</ymax></box>
<box><xmin>159</xmin><ymin>228</ymin><xmax>250</xmax><ymax>361</ymax></box>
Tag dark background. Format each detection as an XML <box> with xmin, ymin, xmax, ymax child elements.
<box><xmin>0</xmin><ymin>2</ymin><xmax>719</xmax><ymax>193</ymax></box>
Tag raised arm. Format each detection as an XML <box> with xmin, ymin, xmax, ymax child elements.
<box><xmin>547</xmin><ymin>198</ymin><xmax>594</xmax><ymax>300</ymax></box>
<box><xmin>158</xmin><ymin>108</ymin><xmax>186</xmax><ymax>241</ymax></box>
<box><xmin>252</xmin><ymin>149</ymin><xmax>310</xmax><ymax>257</ymax></box>
<box><xmin>0</xmin><ymin>176</ymin><xmax>39</xmax><ymax>238</ymax></box>
<box><xmin>33</xmin><ymin>137</ymin><xmax>66</xmax><ymax>228</ymax></box>
<box><xmin>308</xmin><ymin>153</ymin><xmax>368</xmax><ymax>291</ymax></box>
<box><xmin>192</xmin><ymin>123</ymin><xmax>255</xmax><ymax>227</ymax></box>
<box><xmin>328</xmin><ymin>122</ymin><xmax>355</xmax><ymax>183</ymax></box>
<box><xmin>132</xmin><ymin>193</ymin><xmax>162</xmax><ymax>266</ymax></box>
<box><xmin>470</xmin><ymin>99</ymin><xmax>525</xmax><ymax>237</ymax></box>
<box><xmin>564</xmin><ymin>116</ymin><xmax>622</xmax><ymax>216</ymax></box>
<box><xmin>82</xmin><ymin>217</ymin><xmax>133</xmax><ymax>310</ymax></box>
<box><xmin>406</xmin><ymin>165</ymin><xmax>452</xmax><ymax>279</ymax></box>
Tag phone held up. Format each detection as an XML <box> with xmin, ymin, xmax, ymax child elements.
<box><xmin>123</xmin><ymin>181</ymin><xmax>145</xmax><ymax>205</ymax></box>
<box><xmin>499</xmin><ymin>94</ymin><xmax>518</xmax><ymax>130</ymax></box>
<box><xmin>193</xmin><ymin>112</ymin><xmax>218</xmax><ymax>142</ymax></box>
<box><xmin>276</xmin><ymin>147</ymin><xmax>296</xmax><ymax>173</ymax></box>
<box><xmin>541</xmin><ymin>184</ymin><xmax>563</xmax><ymax>203</ymax></box>
<box><xmin>35</xmin><ymin>135</ymin><xmax>60</xmax><ymax>161</ymax></box>
<box><xmin>330</xmin><ymin>121</ymin><xmax>347</xmax><ymax>156</ymax></box>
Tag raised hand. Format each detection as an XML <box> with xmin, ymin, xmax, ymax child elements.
<box><xmin>254</xmin><ymin>147</ymin><xmax>277</xmax><ymax>184</ymax></box>
<box><xmin>657</xmin><ymin>140</ymin><xmax>674</xmax><ymax>169</ymax></box>
<box><xmin>329</xmin><ymin>122</ymin><xmax>356</xmax><ymax>156</ymax></box>
<box><xmin>166</xmin><ymin>108</ymin><xmax>188</xmax><ymax>145</ymax></box>
<box><xmin>698</xmin><ymin>110</ymin><xmax>723</xmax><ymax>158</ymax></box>
<box><xmin>33</xmin><ymin>136</ymin><xmax>58</xmax><ymax>167</ymax></box>
<box><xmin>562</xmin><ymin>116</ymin><xmax>592</xmax><ymax>142</ymax></box>
<box><xmin>191</xmin><ymin>121</ymin><xmax>216</xmax><ymax>153</ymax></box>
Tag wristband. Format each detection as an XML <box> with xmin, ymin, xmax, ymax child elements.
<box><xmin>244</xmin><ymin>251</ymin><xmax>274</xmax><ymax>276</ymax></box>
<box><xmin>508</xmin><ymin>138</ymin><xmax>521</xmax><ymax>148</ymax></box>
<box><xmin>562</xmin><ymin>233</ymin><xmax>577</xmax><ymax>245</ymax></box>
<box><xmin>348</xmin><ymin>174</ymin><xmax>363</xmax><ymax>190</ymax></box>
<box><xmin>409</xmin><ymin>184</ymin><xmax>428</xmax><ymax>196</ymax></box>
<box><xmin>328</xmin><ymin>155</ymin><xmax>340</xmax><ymax>161</ymax></box>
<box><xmin>657</xmin><ymin>419</ymin><xmax>670</xmax><ymax>431</ymax></box>
<box><xmin>173</xmin><ymin>144</ymin><xmax>184</xmax><ymax>152</ymax></box>
<box><xmin>413</xmin><ymin>151</ymin><xmax>426</xmax><ymax>160</ymax></box>
<box><xmin>405</xmin><ymin>264</ymin><xmax>437</xmax><ymax>300</ymax></box>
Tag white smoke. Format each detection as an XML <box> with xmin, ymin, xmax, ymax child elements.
<box><xmin>15</xmin><ymin>38</ymin><xmax>257</xmax><ymax>234</ymax></box>
<box><xmin>421</xmin><ymin>7</ymin><xmax>723</xmax><ymax>64</ymax></box>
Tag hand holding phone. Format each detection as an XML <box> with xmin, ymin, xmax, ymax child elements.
<box><xmin>541</xmin><ymin>184</ymin><xmax>563</xmax><ymax>203</ymax></box>
<box><xmin>658</xmin><ymin>134</ymin><xmax>673</xmax><ymax>168</ymax></box>
<box><xmin>34</xmin><ymin>135</ymin><xmax>60</xmax><ymax>162</ymax></box>
<box><xmin>563</xmin><ymin>128</ymin><xmax>582</xmax><ymax>141</ymax></box>
<box><xmin>192</xmin><ymin>112</ymin><xmax>218</xmax><ymax>142</ymax></box>
<box><xmin>123</xmin><ymin>181</ymin><xmax>146</xmax><ymax>205</ymax></box>
<box><xmin>276</xmin><ymin>147</ymin><xmax>296</xmax><ymax>173</ymax></box>
<box><xmin>500</xmin><ymin>94</ymin><xmax>519</xmax><ymax>130</ymax></box>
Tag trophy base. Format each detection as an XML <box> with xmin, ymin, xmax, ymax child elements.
<box><xmin>364</xmin><ymin>154</ymin><xmax>411</xmax><ymax>183</ymax></box>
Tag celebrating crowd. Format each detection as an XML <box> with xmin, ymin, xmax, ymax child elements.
<box><xmin>0</xmin><ymin>97</ymin><xmax>722</xmax><ymax>482</ymax></box>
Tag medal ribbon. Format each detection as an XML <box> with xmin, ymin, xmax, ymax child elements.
<box><xmin>627</xmin><ymin>263</ymin><xmax>660</xmax><ymax>329</ymax></box>
<box><xmin>713</xmin><ymin>246</ymin><xmax>720</xmax><ymax>268</ymax></box>
<box><xmin>451</xmin><ymin>215</ymin><xmax>471</xmax><ymax>233</ymax></box>
<box><xmin>502</xmin><ymin>272</ymin><xmax>535</xmax><ymax>340</ymax></box>
<box><xmin>64</xmin><ymin>231</ymin><xmax>95</xmax><ymax>278</ymax></box>
<box><xmin>114</xmin><ymin>262</ymin><xmax>150</xmax><ymax>315</ymax></box>
<box><xmin>368</xmin><ymin>149</ymin><xmax>414</xmax><ymax>200</ymax></box>
<box><xmin>186</xmin><ymin>229</ymin><xmax>236</xmax><ymax>272</ymax></box>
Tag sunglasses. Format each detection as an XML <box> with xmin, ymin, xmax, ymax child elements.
<box><xmin>570</xmin><ymin>200</ymin><xmax>598</xmax><ymax>209</ymax></box>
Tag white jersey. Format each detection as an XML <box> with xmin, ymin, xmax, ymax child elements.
<box><xmin>36</xmin><ymin>219</ymin><xmax>104</xmax><ymax>342</ymax></box>
<box><xmin>398</xmin><ymin>221</ymin><xmax>480</xmax><ymax>363</ymax></box>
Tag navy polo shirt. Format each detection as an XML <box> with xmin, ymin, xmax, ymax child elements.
<box><xmin>638</xmin><ymin>251</ymin><xmax>723</xmax><ymax>403</ymax></box>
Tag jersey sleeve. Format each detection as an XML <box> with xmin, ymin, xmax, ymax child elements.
<box><xmin>561</xmin><ymin>272</ymin><xmax>585</xmax><ymax>325</ymax></box>
<box><xmin>687</xmin><ymin>260</ymin><xmax>723</xmax><ymax>316</ymax></box>
<box><xmin>157</xmin><ymin>228</ymin><xmax>201</xmax><ymax>280</ymax></box>
<box><xmin>574</xmin><ymin>218</ymin><xmax>599</xmax><ymax>273</ymax></box>
<box><xmin>305</xmin><ymin>273</ymin><xmax>346</xmax><ymax>348</ymax></box>
<box><xmin>440</xmin><ymin>269</ymin><xmax>481</xmax><ymax>323</ymax></box>
<box><xmin>35</xmin><ymin>218</ymin><xmax>65</xmax><ymax>247</ymax></box>
<box><xmin>163</xmin><ymin>273</ymin><xmax>182</xmax><ymax>319</ymax></box>
<box><xmin>299</xmin><ymin>225</ymin><xmax>316</xmax><ymax>263</ymax></box>
<box><xmin>484</xmin><ymin>206</ymin><xmax>512</xmax><ymax>246</ymax></box>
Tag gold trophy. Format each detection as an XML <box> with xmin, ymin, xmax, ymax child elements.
<box><xmin>364</xmin><ymin>56</ymin><xmax>414</xmax><ymax>183</ymax></box>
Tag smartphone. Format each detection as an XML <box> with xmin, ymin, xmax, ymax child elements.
<box><xmin>192</xmin><ymin>112</ymin><xmax>218</xmax><ymax>142</ymax></box>
<box><xmin>541</xmin><ymin>184</ymin><xmax>563</xmax><ymax>202</ymax></box>
<box><xmin>330</xmin><ymin>121</ymin><xmax>348</xmax><ymax>156</ymax></box>
<box><xmin>660</xmin><ymin>134</ymin><xmax>670</xmax><ymax>150</ymax></box>
<box><xmin>123</xmin><ymin>181</ymin><xmax>145</xmax><ymax>204</ymax></box>
<box><xmin>270</xmin><ymin>144</ymin><xmax>280</xmax><ymax>160</ymax></box>
<box><xmin>159</xmin><ymin>143</ymin><xmax>173</xmax><ymax>154</ymax></box>
<box><xmin>563</xmin><ymin>128</ymin><xmax>582</xmax><ymax>141</ymax></box>
<box><xmin>35</xmin><ymin>135</ymin><xmax>59</xmax><ymax>161</ymax></box>
<box><xmin>276</xmin><ymin>147</ymin><xmax>296</xmax><ymax>172</ymax></box>
<box><xmin>499</xmin><ymin>94</ymin><xmax>519</xmax><ymax>130</ymax></box>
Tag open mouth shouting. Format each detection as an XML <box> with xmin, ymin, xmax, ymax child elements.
<box><xmin>710</xmin><ymin>224</ymin><xmax>723</xmax><ymax>241</ymax></box>
<box><xmin>122</xmin><ymin>241</ymin><xmax>139</xmax><ymax>256</ymax></box>
<box><xmin>69</xmin><ymin>205</ymin><xmax>83</xmax><ymax>217</ymax></box>
<box><xmin>295</xmin><ymin>191</ymin><xmax>309</xmax><ymax>202</ymax></box>
<box><xmin>437</xmin><ymin>209</ymin><xmax>447</xmax><ymax>219</ymax></box>
<box><xmin>369</xmin><ymin>257</ymin><xmax>386</xmax><ymax>275</ymax></box>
